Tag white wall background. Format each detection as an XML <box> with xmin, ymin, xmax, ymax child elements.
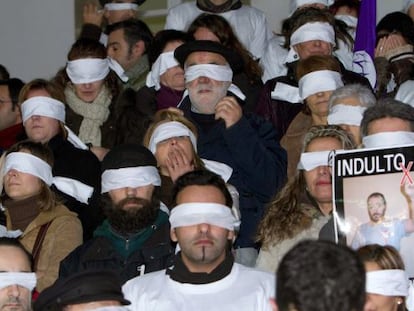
<box><xmin>0</xmin><ymin>0</ymin><xmax>406</xmax><ymax>82</ymax></box>
<box><xmin>0</xmin><ymin>0</ymin><xmax>75</xmax><ymax>82</ymax></box>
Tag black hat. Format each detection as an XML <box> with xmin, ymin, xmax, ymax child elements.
<box><xmin>101</xmin><ymin>144</ymin><xmax>157</xmax><ymax>172</ymax></box>
<box><xmin>34</xmin><ymin>270</ymin><xmax>130</xmax><ymax>311</ymax></box>
<box><xmin>99</xmin><ymin>0</ymin><xmax>146</xmax><ymax>7</ymax></box>
<box><xmin>174</xmin><ymin>40</ymin><xmax>244</xmax><ymax>73</ymax></box>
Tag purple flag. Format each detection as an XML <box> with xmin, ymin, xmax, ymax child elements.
<box><xmin>352</xmin><ymin>0</ymin><xmax>377</xmax><ymax>88</ymax></box>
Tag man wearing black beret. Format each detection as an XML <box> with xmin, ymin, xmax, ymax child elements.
<box><xmin>174</xmin><ymin>40</ymin><xmax>287</xmax><ymax>266</ymax></box>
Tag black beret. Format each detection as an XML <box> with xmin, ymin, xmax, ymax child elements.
<box><xmin>34</xmin><ymin>270</ymin><xmax>130</xmax><ymax>311</ymax></box>
<box><xmin>101</xmin><ymin>144</ymin><xmax>157</xmax><ymax>172</ymax></box>
<box><xmin>174</xmin><ymin>40</ymin><xmax>244</xmax><ymax>74</ymax></box>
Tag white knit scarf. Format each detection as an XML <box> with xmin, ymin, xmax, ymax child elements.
<box><xmin>64</xmin><ymin>85</ymin><xmax>112</xmax><ymax>146</ymax></box>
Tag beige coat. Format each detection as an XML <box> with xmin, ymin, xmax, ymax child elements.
<box><xmin>7</xmin><ymin>204</ymin><xmax>83</xmax><ymax>291</ymax></box>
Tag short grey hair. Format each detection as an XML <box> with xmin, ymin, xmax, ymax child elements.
<box><xmin>328</xmin><ymin>84</ymin><xmax>376</xmax><ymax>110</ymax></box>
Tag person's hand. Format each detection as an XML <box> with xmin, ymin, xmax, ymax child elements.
<box><xmin>165</xmin><ymin>145</ymin><xmax>194</xmax><ymax>182</ymax></box>
<box><xmin>215</xmin><ymin>96</ymin><xmax>242</xmax><ymax>128</ymax></box>
<box><xmin>375</xmin><ymin>34</ymin><xmax>407</xmax><ymax>58</ymax></box>
<box><xmin>403</xmin><ymin>182</ymin><xmax>414</xmax><ymax>201</ymax></box>
<box><xmin>83</xmin><ymin>2</ymin><xmax>104</xmax><ymax>27</ymax></box>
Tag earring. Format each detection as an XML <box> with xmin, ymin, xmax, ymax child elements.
<box><xmin>397</xmin><ymin>299</ymin><xmax>403</xmax><ymax>305</ymax></box>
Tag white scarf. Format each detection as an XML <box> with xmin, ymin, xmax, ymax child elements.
<box><xmin>64</xmin><ymin>85</ymin><xmax>112</xmax><ymax>146</ymax></box>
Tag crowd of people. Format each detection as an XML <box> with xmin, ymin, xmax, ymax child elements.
<box><xmin>1</xmin><ymin>0</ymin><xmax>414</xmax><ymax>310</ymax></box>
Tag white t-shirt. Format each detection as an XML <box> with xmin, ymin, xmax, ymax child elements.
<box><xmin>164</xmin><ymin>2</ymin><xmax>272</xmax><ymax>60</ymax></box>
<box><xmin>123</xmin><ymin>263</ymin><xmax>275</xmax><ymax>311</ymax></box>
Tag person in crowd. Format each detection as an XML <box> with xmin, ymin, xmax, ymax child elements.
<box><xmin>256</xmin><ymin>125</ymin><xmax>355</xmax><ymax>272</ymax></box>
<box><xmin>357</xmin><ymin>244</ymin><xmax>410</xmax><ymax>311</ymax></box>
<box><xmin>351</xmin><ymin>190</ymin><xmax>414</xmax><ymax>251</ymax></box>
<box><xmin>375</xmin><ymin>12</ymin><xmax>414</xmax><ymax>98</ymax></box>
<box><xmin>80</xmin><ymin>0</ymin><xmax>146</xmax><ymax>45</ymax></box>
<box><xmin>123</xmin><ymin>170</ymin><xmax>274</xmax><ymax>311</ymax></box>
<box><xmin>53</xmin><ymin>38</ymin><xmax>121</xmax><ymax>152</ymax></box>
<box><xmin>142</xmin><ymin>29</ymin><xmax>191</xmax><ymax>110</ymax></box>
<box><xmin>19</xmin><ymin>79</ymin><xmax>103</xmax><ymax>241</ymax></box>
<box><xmin>0</xmin><ymin>78</ymin><xmax>25</xmax><ymax>154</ymax></box>
<box><xmin>106</xmin><ymin>18</ymin><xmax>153</xmax><ymax>90</ymax></box>
<box><xmin>1</xmin><ymin>141</ymin><xmax>82</xmax><ymax>291</ymax></box>
<box><xmin>0</xmin><ymin>237</ymin><xmax>36</xmax><ymax>311</ymax></box>
<box><xmin>187</xmin><ymin>13</ymin><xmax>263</xmax><ymax>112</ymax></box>
<box><xmin>34</xmin><ymin>270</ymin><xmax>130</xmax><ymax>311</ymax></box>
<box><xmin>280</xmin><ymin>55</ymin><xmax>344</xmax><ymax>178</ymax></box>
<box><xmin>360</xmin><ymin>98</ymin><xmax>414</xmax><ymax>148</ymax></box>
<box><xmin>329</xmin><ymin>0</ymin><xmax>360</xmax><ymax>36</ymax></box>
<box><xmin>142</xmin><ymin>109</ymin><xmax>210</xmax><ymax>207</ymax></box>
<box><xmin>59</xmin><ymin>144</ymin><xmax>174</xmax><ymax>283</ymax></box>
<box><xmin>404</xmin><ymin>0</ymin><xmax>414</xmax><ymax>21</ymax></box>
<box><xmin>270</xmin><ymin>240</ymin><xmax>366</xmax><ymax>311</ymax></box>
<box><xmin>0</xmin><ymin>64</ymin><xmax>10</xmax><ymax>80</ymax></box>
<box><xmin>164</xmin><ymin>0</ymin><xmax>272</xmax><ymax>61</ymax></box>
<box><xmin>327</xmin><ymin>83</ymin><xmax>376</xmax><ymax>146</ymax></box>
<box><xmin>174</xmin><ymin>40</ymin><xmax>287</xmax><ymax>266</ymax></box>
<box><xmin>143</xmin><ymin>109</ymin><xmax>241</xmax><ymax>233</ymax></box>
<box><xmin>260</xmin><ymin>2</ymin><xmax>355</xmax><ymax>83</ymax></box>
<box><xmin>256</xmin><ymin>7</ymin><xmax>368</xmax><ymax>140</ymax></box>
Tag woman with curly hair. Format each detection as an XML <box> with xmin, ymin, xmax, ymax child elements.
<box><xmin>255</xmin><ymin>125</ymin><xmax>355</xmax><ymax>272</ymax></box>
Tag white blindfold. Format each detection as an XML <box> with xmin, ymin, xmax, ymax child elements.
<box><xmin>299</xmin><ymin>70</ymin><xmax>343</xmax><ymax>100</ymax></box>
<box><xmin>170</xmin><ymin>202</ymin><xmax>240</xmax><ymax>230</ymax></box>
<box><xmin>101</xmin><ymin>166</ymin><xmax>161</xmax><ymax>193</ymax></box>
<box><xmin>66</xmin><ymin>58</ymin><xmax>110</xmax><ymax>84</ymax></box>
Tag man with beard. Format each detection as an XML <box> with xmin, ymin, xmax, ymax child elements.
<box><xmin>351</xmin><ymin>190</ymin><xmax>414</xmax><ymax>251</ymax></box>
<box><xmin>0</xmin><ymin>237</ymin><xmax>36</xmax><ymax>311</ymax></box>
<box><xmin>123</xmin><ymin>170</ymin><xmax>275</xmax><ymax>311</ymax></box>
<box><xmin>174</xmin><ymin>40</ymin><xmax>287</xmax><ymax>267</ymax></box>
<box><xmin>59</xmin><ymin>144</ymin><xmax>174</xmax><ymax>283</ymax></box>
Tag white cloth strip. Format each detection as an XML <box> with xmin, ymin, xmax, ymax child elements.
<box><xmin>362</xmin><ymin>131</ymin><xmax>414</xmax><ymax>149</ymax></box>
<box><xmin>101</xmin><ymin>166</ymin><xmax>161</xmax><ymax>193</ymax></box>
<box><xmin>290</xmin><ymin>22</ymin><xmax>336</xmax><ymax>47</ymax></box>
<box><xmin>146</xmin><ymin>51</ymin><xmax>179</xmax><ymax>90</ymax></box>
<box><xmin>53</xmin><ymin>176</ymin><xmax>94</xmax><ymax>204</ymax></box>
<box><xmin>170</xmin><ymin>202</ymin><xmax>240</xmax><ymax>230</ymax></box>
<box><xmin>148</xmin><ymin>121</ymin><xmax>197</xmax><ymax>154</ymax></box>
<box><xmin>297</xmin><ymin>150</ymin><xmax>332</xmax><ymax>171</ymax></box>
<box><xmin>184</xmin><ymin>64</ymin><xmax>233</xmax><ymax>83</ymax></box>
<box><xmin>0</xmin><ymin>272</ymin><xmax>37</xmax><ymax>291</ymax></box>
<box><xmin>0</xmin><ymin>225</ymin><xmax>22</xmax><ymax>238</ymax></box>
<box><xmin>64</xmin><ymin>125</ymin><xmax>89</xmax><ymax>150</ymax></box>
<box><xmin>66</xmin><ymin>58</ymin><xmax>110</xmax><ymax>84</ymax></box>
<box><xmin>104</xmin><ymin>3</ymin><xmax>139</xmax><ymax>11</ymax></box>
<box><xmin>327</xmin><ymin>104</ymin><xmax>366</xmax><ymax>126</ymax></box>
<box><xmin>366</xmin><ymin>270</ymin><xmax>408</xmax><ymax>296</ymax></box>
<box><xmin>294</xmin><ymin>0</ymin><xmax>328</xmax><ymax>7</ymax></box>
<box><xmin>4</xmin><ymin>152</ymin><xmax>53</xmax><ymax>185</ymax></box>
<box><xmin>228</xmin><ymin>83</ymin><xmax>246</xmax><ymax>101</ymax></box>
<box><xmin>202</xmin><ymin>159</ymin><xmax>233</xmax><ymax>182</ymax></box>
<box><xmin>299</xmin><ymin>70</ymin><xmax>343</xmax><ymax>100</ymax></box>
<box><xmin>271</xmin><ymin>82</ymin><xmax>302</xmax><ymax>103</ymax></box>
<box><xmin>108</xmin><ymin>57</ymin><xmax>129</xmax><ymax>82</ymax></box>
<box><xmin>21</xmin><ymin>96</ymin><xmax>65</xmax><ymax>123</ymax></box>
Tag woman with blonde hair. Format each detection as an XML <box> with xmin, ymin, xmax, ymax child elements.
<box><xmin>0</xmin><ymin>140</ymin><xmax>82</xmax><ymax>291</ymax></box>
<box><xmin>256</xmin><ymin>125</ymin><xmax>355</xmax><ymax>272</ymax></box>
<box><xmin>143</xmin><ymin>109</ymin><xmax>240</xmax><ymax>225</ymax></box>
